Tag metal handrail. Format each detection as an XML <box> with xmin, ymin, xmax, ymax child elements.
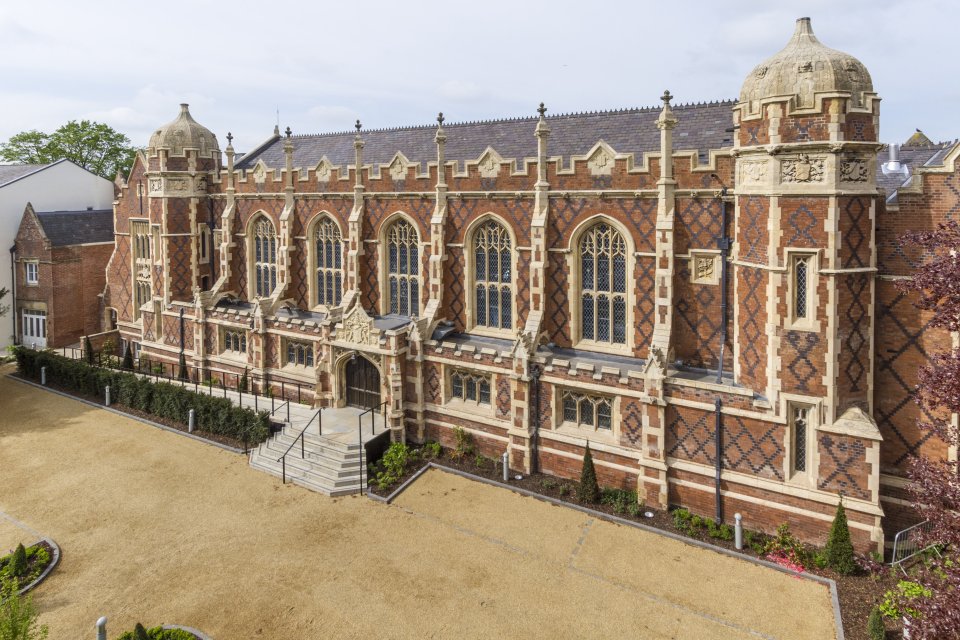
<box><xmin>356</xmin><ymin>401</ymin><xmax>388</xmax><ymax>496</ymax></box>
<box><xmin>277</xmin><ymin>408</ymin><xmax>322</xmax><ymax>484</ymax></box>
<box><xmin>271</xmin><ymin>399</ymin><xmax>291</xmax><ymax>424</ymax></box>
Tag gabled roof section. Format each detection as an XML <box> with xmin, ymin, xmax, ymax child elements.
<box><xmin>235</xmin><ymin>101</ymin><xmax>736</xmax><ymax>171</ymax></box>
<box><xmin>877</xmin><ymin>138</ymin><xmax>958</xmax><ymax>205</ymax></box>
<box><xmin>0</xmin><ymin>161</ymin><xmax>58</xmax><ymax>188</ymax></box>
<box><xmin>35</xmin><ymin>209</ymin><xmax>114</xmax><ymax>246</ymax></box>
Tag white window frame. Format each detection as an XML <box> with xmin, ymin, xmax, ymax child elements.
<box><xmin>24</xmin><ymin>261</ymin><xmax>38</xmax><ymax>286</ymax></box>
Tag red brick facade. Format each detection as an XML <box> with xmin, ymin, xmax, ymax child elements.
<box><xmin>96</xmin><ymin>19</ymin><xmax>959</xmax><ymax>553</ymax></box>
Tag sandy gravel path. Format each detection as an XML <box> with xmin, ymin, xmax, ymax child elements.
<box><xmin>0</xmin><ymin>370</ymin><xmax>836</xmax><ymax>639</ymax></box>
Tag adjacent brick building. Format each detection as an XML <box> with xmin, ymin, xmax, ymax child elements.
<box><xmin>14</xmin><ymin>204</ymin><xmax>114</xmax><ymax>348</ymax></box>
<box><xmin>100</xmin><ymin>18</ymin><xmax>959</xmax><ymax>552</ymax></box>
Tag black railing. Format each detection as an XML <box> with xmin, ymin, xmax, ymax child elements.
<box><xmin>59</xmin><ymin>347</ymin><xmax>310</xmax><ymax>408</ymax></box>
<box><xmin>277</xmin><ymin>409</ymin><xmax>322</xmax><ymax>485</ymax></box>
<box><xmin>356</xmin><ymin>401</ymin><xmax>388</xmax><ymax>496</ymax></box>
<box><xmin>271</xmin><ymin>399</ymin><xmax>291</xmax><ymax>425</ymax></box>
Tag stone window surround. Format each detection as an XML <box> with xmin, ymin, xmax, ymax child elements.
<box><xmin>378</xmin><ymin>212</ymin><xmax>423</xmax><ymax>318</ymax></box>
<box><xmin>198</xmin><ymin>223</ymin><xmax>211</xmax><ymax>264</ymax></box>
<box><xmin>307</xmin><ymin>213</ymin><xmax>345</xmax><ymax>311</ymax></box>
<box><xmin>566</xmin><ymin>216</ymin><xmax>636</xmax><ymax>356</ymax></box>
<box><xmin>131</xmin><ymin>218</ymin><xmax>152</xmax><ymax>322</ymax></box>
<box><xmin>785</xmin><ymin>248</ymin><xmax>820</xmax><ymax>332</ymax></box>
<box><xmin>782</xmin><ymin>393</ymin><xmax>821</xmax><ymax>488</ymax></box>
<box><xmin>554</xmin><ymin>386</ymin><xmax>620</xmax><ymax>442</ymax></box>
<box><xmin>222</xmin><ymin>328</ymin><xmax>247</xmax><ymax>355</ymax></box>
<box><xmin>248</xmin><ymin>212</ymin><xmax>278</xmax><ymax>300</ymax></box>
<box><xmin>464</xmin><ymin>213</ymin><xmax>517</xmax><ymax>339</ymax></box>
<box><xmin>445</xmin><ymin>366</ymin><xmax>494</xmax><ymax>414</ymax></box>
<box><xmin>284</xmin><ymin>338</ymin><xmax>314</xmax><ymax>368</ymax></box>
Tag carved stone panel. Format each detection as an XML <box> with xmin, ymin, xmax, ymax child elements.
<box><xmin>740</xmin><ymin>160</ymin><xmax>767</xmax><ymax>184</ymax></box>
<box><xmin>338</xmin><ymin>305</ymin><xmax>380</xmax><ymax>346</ymax></box>
<box><xmin>478</xmin><ymin>151</ymin><xmax>501</xmax><ymax>178</ymax></box>
<box><xmin>587</xmin><ymin>146</ymin><xmax>615</xmax><ymax>176</ymax></box>
<box><xmin>839</xmin><ymin>158</ymin><xmax>869</xmax><ymax>183</ymax></box>
<box><xmin>690</xmin><ymin>252</ymin><xmax>719</xmax><ymax>285</ymax></box>
<box><xmin>316</xmin><ymin>159</ymin><xmax>332</xmax><ymax>182</ymax></box>
<box><xmin>781</xmin><ymin>154</ymin><xmax>825</xmax><ymax>183</ymax></box>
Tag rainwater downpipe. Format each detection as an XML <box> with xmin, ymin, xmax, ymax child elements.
<box><xmin>530</xmin><ymin>364</ymin><xmax>542</xmax><ymax>474</ymax></box>
<box><xmin>9</xmin><ymin>245</ymin><xmax>17</xmax><ymax>345</ymax></box>
<box><xmin>714</xmin><ymin>397</ymin><xmax>724</xmax><ymax>523</ymax></box>
<box><xmin>710</xmin><ymin>177</ymin><xmax>731</xmax><ymax>384</ymax></box>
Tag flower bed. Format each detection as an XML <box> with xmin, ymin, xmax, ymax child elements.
<box><xmin>0</xmin><ymin>541</ymin><xmax>55</xmax><ymax>592</ymax></box>
<box><xmin>116</xmin><ymin>625</ymin><xmax>203</xmax><ymax>640</ymax></box>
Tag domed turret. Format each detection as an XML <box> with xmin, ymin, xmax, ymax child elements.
<box><xmin>148</xmin><ymin>104</ymin><xmax>219</xmax><ymax>157</ymax></box>
<box><xmin>739</xmin><ymin>17</ymin><xmax>873</xmax><ymax>115</ymax></box>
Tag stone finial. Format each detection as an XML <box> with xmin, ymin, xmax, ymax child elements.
<box><xmin>273</xmin><ymin>124</ymin><xmax>280</xmax><ymax>136</ymax></box>
<box><xmin>285</xmin><ymin>126</ymin><xmax>292</xmax><ymax>138</ymax></box>
<box><xmin>226</xmin><ymin>132</ymin><xmax>234</xmax><ymax>146</ymax></box>
<box><xmin>355</xmin><ymin>119</ymin><xmax>362</xmax><ymax>133</ymax></box>
<box><xmin>657</xmin><ymin>90</ymin><xmax>678</xmax><ymax>130</ymax></box>
<box><xmin>661</xmin><ymin>90</ymin><xmax>673</xmax><ymax>105</ymax></box>
<box><xmin>437</xmin><ymin>112</ymin><xmax>445</xmax><ymax>126</ymax></box>
<box><xmin>537</xmin><ymin>102</ymin><xmax>547</xmax><ymax>118</ymax></box>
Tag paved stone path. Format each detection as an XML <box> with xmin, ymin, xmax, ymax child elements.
<box><xmin>0</xmin><ymin>368</ymin><xmax>837</xmax><ymax>639</ymax></box>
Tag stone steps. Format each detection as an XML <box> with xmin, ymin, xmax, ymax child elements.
<box><xmin>248</xmin><ymin>423</ymin><xmax>371</xmax><ymax>496</ymax></box>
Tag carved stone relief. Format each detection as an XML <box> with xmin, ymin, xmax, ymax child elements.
<box><xmin>316</xmin><ymin>159</ymin><xmax>332</xmax><ymax>181</ymax></box>
<box><xmin>690</xmin><ymin>252</ymin><xmax>719</xmax><ymax>285</ymax></box>
<box><xmin>389</xmin><ymin>156</ymin><xmax>407</xmax><ymax>181</ymax></box>
<box><xmin>338</xmin><ymin>305</ymin><xmax>380</xmax><ymax>346</ymax></box>
<box><xmin>781</xmin><ymin>154</ymin><xmax>825</xmax><ymax>183</ymax></box>
<box><xmin>253</xmin><ymin>162</ymin><xmax>267</xmax><ymax>185</ymax></box>
<box><xmin>740</xmin><ymin>160</ymin><xmax>767</xmax><ymax>184</ymax></box>
<box><xmin>839</xmin><ymin>158</ymin><xmax>869</xmax><ymax>183</ymax></box>
<box><xmin>587</xmin><ymin>146</ymin><xmax>615</xmax><ymax>176</ymax></box>
<box><xmin>478</xmin><ymin>152</ymin><xmax>501</xmax><ymax>178</ymax></box>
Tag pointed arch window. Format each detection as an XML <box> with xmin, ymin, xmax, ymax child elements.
<box><xmin>386</xmin><ymin>219</ymin><xmax>419</xmax><ymax>316</ymax></box>
<box><xmin>473</xmin><ymin>220</ymin><xmax>512</xmax><ymax>330</ymax></box>
<box><xmin>314</xmin><ymin>217</ymin><xmax>343</xmax><ymax>307</ymax></box>
<box><xmin>253</xmin><ymin>217</ymin><xmax>277</xmax><ymax>298</ymax></box>
<box><xmin>579</xmin><ymin>223</ymin><xmax>627</xmax><ymax>344</ymax></box>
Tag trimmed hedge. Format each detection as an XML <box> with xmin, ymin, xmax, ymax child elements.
<box><xmin>14</xmin><ymin>347</ymin><xmax>270</xmax><ymax>445</ymax></box>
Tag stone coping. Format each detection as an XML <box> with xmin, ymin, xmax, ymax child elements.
<box><xmin>370</xmin><ymin>462</ymin><xmax>845</xmax><ymax>640</ymax></box>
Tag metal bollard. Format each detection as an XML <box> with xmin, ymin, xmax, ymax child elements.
<box><xmin>105</xmin><ymin>385</ymin><xmax>111</xmax><ymax>407</ymax></box>
<box><xmin>96</xmin><ymin>616</ymin><xmax>107</xmax><ymax>640</ymax></box>
<box><xmin>188</xmin><ymin>409</ymin><xmax>195</xmax><ymax>433</ymax></box>
<box><xmin>502</xmin><ymin>451</ymin><xmax>509</xmax><ymax>482</ymax></box>
<box><xmin>41</xmin><ymin>366</ymin><xmax>47</xmax><ymax>386</ymax></box>
<box><xmin>734</xmin><ymin>513</ymin><xmax>743</xmax><ymax>550</ymax></box>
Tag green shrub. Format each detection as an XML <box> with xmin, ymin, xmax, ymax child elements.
<box><xmin>673</xmin><ymin>508</ymin><xmax>692</xmax><ymax>532</ymax></box>
<box><xmin>825</xmin><ymin>500</ymin><xmax>856</xmax><ymax>575</ymax></box>
<box><xmin>421</xmin><ymin>441</ymin><xmax>441</xmax><ymax>459</ymax></box>
<box><xmin>0</xmin><ymin>577</ymin><xmax>48</xmax><ymax>639</ymax></box>
<box><xmin>813</xmin><ymin>551</ymin><xmax>829</xmax><ymax>569</ymax></box>
<box><xmin>626</xmin><ymin>500</ymin><xmax>642</xmax><ymax>518</ymax></box>
<box><xmin>577</xmin><ymin>443</ymin><xmax>600</xmax><ymax>504</ymax></box>
<box><xmin>9</xmin><ymin>543</ymin><xmax>27</xmax><ymax>578</ymax></box>
<box><xmin>473</xmin><ymin>454</ymin><xmax>486</xmax><ymax>468</ymax></box>
<box><xmin>866</xmin><ymin>605</ymin><xmax>885</xmax><ymax>640</ymax></box>
<box><xmin>134</xmin><ymin>623</ymin><xmax>150</xmax><ymax>640</ymax></box>
<box><xmin>451</xmin><ymin>427</ymin><xmax>474</xmax><ymax>460</ymax></box>
<box><xmin>558</xmin><ymin>484</ymin><xmax>571</xmax><ymax>498</ymax></box>
<box><xmin>12</xmin><ymin>348</ymin><xmax>270</xmax><ymax>446</ymax></box>
<box><xmin>121</xmin><ymin>344</ymin><xmax>134</xmax><ymax>370</ymax></box>
<box><xmin>600</xmin><ymin>488</ymin><xmax>637</xmax><ymax>515</ymax></box>
<box><xmin>763</xmin><ymin>523</ymin><xmax>810</xmax><ymax>568</ymax></box>
<box><xmin>116</xmin><ymin>626</ymin><xmax>197</xmax><ymax>640</ymax></box>
<box><xmin>375</xmin><ymin>442</ymin><xmax>411</xmax><ymax>491</ymax></box>
<box><xmin>83</xmin><ymin>336</ymin><xmax>94</xmax><ymax>365</ymax></box>
<box><xmin>879</xmin><ymin>580</ymin><xmax>931</xmax><ymax>620</ymax></box>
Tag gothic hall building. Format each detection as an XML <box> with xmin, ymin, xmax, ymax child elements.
<box><xmin>102</xmin><ymin>18</ymin><xmax>959</xmax><ymax>552</ymax></box>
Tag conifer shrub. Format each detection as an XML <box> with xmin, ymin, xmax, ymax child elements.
<box><xmin>134</xmin><ymin>623</ymin><xmax>150</xmax><ymax>640</ymax></box>
<box><xmin>578</xmin><ymin>443</ymin><xmax>600</xmax><ymax>504</ymax></box>
<box><xmin>9</xmin><ymin>543</ymin><xmax>27</xmax><ymax>578</ymax></box>
<box><xmin>121</xmin><ymin>344</ymin><xmax>134</xmax><ymax>370</ymax></box>
<box><xmin>825</xmin><ymin>499</ymin><xmax>856</xmax><ymax>575</ymax></box>
<box><xmin>866</xmin><ymin>605</ymin><xmax>885</xmax><ymax>640</ymax></box>
<box><xmin>83</xmin><ymin>336</ymin><xmax>94</xmax><ymax>365</ymax></box>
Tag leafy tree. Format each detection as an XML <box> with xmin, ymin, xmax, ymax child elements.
<box><xmin>825</xmin><ymin>499</ymin><xmax>856</xmax><ymax>575</ymax></box>
<box><xmin>0</xmin><ymin>120</ymin><xmax>137</xmax><ymax>180</ymax></box>
<box><xmin>578</xmin><ymin>442</ymin><xmax>599</xmax><ymax>504</ymax></box>
<box><xmin>891</xmin><ymin>220</ymin><xmax>960</xmax><ymax>638</ymax></box>
<box><xmin>0</xmin><ymin>288</ymin><xmax>8</xmax><ymax>318</ymax></box>
<box><xmin>0</xmin><ymin>576</ymin><xmax>48</xmax><ymax>640</ymax></box>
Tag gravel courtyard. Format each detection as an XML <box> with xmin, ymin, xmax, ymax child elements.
<box><xmin>0</xmin><ymin>369</ymin><xmax>837</xmax><ymax>639</ymax></box>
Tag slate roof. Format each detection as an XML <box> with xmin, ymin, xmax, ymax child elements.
<box><xmin>236</xmin><ymin>101</ymin><xmax>737</xmax><ymax>171</ymax></box>
<box><xmin>876</xmin><ymin>140</ymin><xmax>956</xmax><ymax>204</ymax></box>
<box><xmin>35</xmin><ymin>209</ymin><xmax>114</xmax><ymax>247</ymax></box>
<box><xmin>0</xmin><ymin>163</ymin><xmax>53</xmax><ymax>188</ymax></box>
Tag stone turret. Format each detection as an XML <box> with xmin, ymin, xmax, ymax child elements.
<box><xmin>731</xmin><ymin>18</ymin><xmax>883</xmax><ymax>548</ymax></box>
<box><xmin>144</xmin><ymin>104</ymin><xmax>220</xmax><ymax>304</ymax></box>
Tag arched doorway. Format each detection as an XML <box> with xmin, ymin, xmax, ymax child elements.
<box><xmin>344</xmin><ymin>356</ymin><xmax>381</xmax><ymax>409</ymax></box>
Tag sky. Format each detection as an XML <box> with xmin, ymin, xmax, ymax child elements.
<box><xmin>0</xmin><ymin>0</ymin><xmax>956</xmax><ymax>154</ymax></box>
